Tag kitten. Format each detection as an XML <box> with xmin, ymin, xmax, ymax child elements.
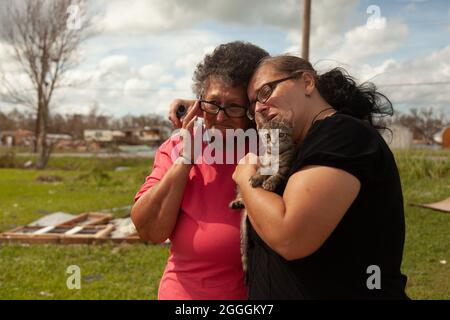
<box><xmin>229</xmin><ymin>116</ymin><xmax>297</xmax><ymax>280</ymax></box>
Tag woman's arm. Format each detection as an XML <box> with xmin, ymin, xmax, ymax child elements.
<box><xmin>131</xmin><ymin>161</ymin><xmax>192</xmax><ymax>244</ymax></box>
<box><xmin>131</xmin><ymin>101</ymin><xmax>201</xmax><ymax>244</ymax></box>
<box><xmin>233</xmin><ymin>155</ymin><xmax>361</xmax><ymax>260</ymax></box>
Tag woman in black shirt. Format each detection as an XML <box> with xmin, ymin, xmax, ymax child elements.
<box><xmin>232</xmin><ymin>55</ymin><xmax>409</xmax><ymax>299</ymax></box>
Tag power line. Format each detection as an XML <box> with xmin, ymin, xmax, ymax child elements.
<box><xmin>378</xmin><ymin>81</ymin><xmax>450</xmax><ymax>87</ymax></box>
<box><xmin>5</xmin><ymin>82</ymin><xmax>450</xmax><ymax>92</ymax></box>
<box><xmin>400</xmin><ymin>20</ymin><xmax>450</xmax><ymax>27</ymax></box>
<box><xmin>56</xmin><ymin>81</ymin><xmax>450</xmax><ymax>90</ymax></box>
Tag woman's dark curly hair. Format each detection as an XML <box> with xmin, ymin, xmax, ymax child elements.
<box><xmin>193</xmin><ymin>41</ymin><xmax>269</xmax><ymax>98</ymax></box>
<box><xmin>256</xmin><ymin>55</ymin><xmax>394</xmax><ymax>129</ymax></box>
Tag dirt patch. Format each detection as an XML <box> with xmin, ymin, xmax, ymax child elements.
<box><xmin>36</xmin><ymin>175</ymin><xmax>64</xmax><ymax>183</ymax></box>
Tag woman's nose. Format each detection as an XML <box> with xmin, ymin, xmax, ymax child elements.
<box><xmin>255</xmin><ymin>101</ymin><xmax>269</xmax><ymax>113</ymax></box>
<box><xmin>216</xmin><ymin>109</ymin><xmax>227</xmax><ymax>121</ymax></box>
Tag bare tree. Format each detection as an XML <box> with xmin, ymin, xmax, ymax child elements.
<box><xmin>396</xmin><ymin>107</ymin><xmax>449</xmax><ymax>144</ymax></box>
<box><xmin>0</xmin><ymin>0</ymin><xmax>92</xmax><ymax>168</ymax></box>
<box><xmin>86</xmin><ymin>102</ymin><xmax>110</xmax><ymax>129</ymax></box>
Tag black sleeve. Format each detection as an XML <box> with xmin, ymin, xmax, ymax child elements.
<box><xmin>294</xmin><ymin>114</ymin><xmax>382</xmax><ymax>183</ymax></box>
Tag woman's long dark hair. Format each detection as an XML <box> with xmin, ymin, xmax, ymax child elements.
<box><xmin>257</xmin><ymin>55</ymin><xmax>393</xmax><ymax>129</ymax></box>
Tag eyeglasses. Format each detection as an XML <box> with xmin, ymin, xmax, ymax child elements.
<box><xmin>254</xmin><ymin>70</ymin><xmax>308</xmax><ymax>105</ymax></box>
<box><xmin>199</xmin><ymin>100</ymin><xmax>249</xmax><ymax>118</ymax></box>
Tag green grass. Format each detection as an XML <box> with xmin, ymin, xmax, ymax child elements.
<box><xmin>394</xmin><ymin>149</ymin><xmax>450</xmax><ymax>299</ymax></box>
<box><xmin>0</xmin><ymin>156</ymin><xmax>169</xmax><ymax>299</ymax></box>
<box><xmin>0</xmin><ymin>156</ymin><xmax>153</xmax><ymax>231</ymax></box>
<box><xmin>0</xmin><ymin>150</ymin><xmax>449</xmax><ymax>299</ymax></box>
<box><xmin>0</xmin><ymin>244</ymin><xmax>168</xmax><ymax>299</ymax></box>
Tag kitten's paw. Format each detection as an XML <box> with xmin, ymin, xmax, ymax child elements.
<box><xmin>262</xmin><ymin>175</ymin><xmax>283</xmax><ymax>191</ymax></box>
<box><xmin>249</xmin><ymin>174</ymin><xmax>265</xmax><ymax>188</ymax></box>
<box><xmin>229</xmin><ymin>200</ymin><xmax>245</xmax><ymax>209</ymax></box>
<box><xmin>262</xmin><ymin>179</ymin><xmax>278</xmax><ymax>191</ymax></box>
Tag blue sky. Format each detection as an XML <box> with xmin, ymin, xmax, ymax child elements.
<box><xmin>357</xmin><ymin>0</ymin><xmax>449</xmax><ymax>61</ymax></box>
<box><xmin>0</xmin><ymin>0</ymin><xmax>449</xmax><ymax>118</ymax></box>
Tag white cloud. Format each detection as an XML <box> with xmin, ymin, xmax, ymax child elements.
<box><xmin>45</xmin><ymin>32</ymin><xmax>217</xmax><ymax>117</ymax></box>
<box><xmin>174</xmin><ymin>45</ymin><xmax>215</xmax><ymax>75</ymax></box>
<box><xmin>52</xmin><ymin>29</ymin><xmax>218</xmax><ymax>116</ymax></box>
<box><xmin>326</xmin><ymin>19</ymin><xmax>409</xmax><ymax>64</ymax></box>
<box><xmin>124</xmin><ymin>78</ymin><xmax>152</xmax><ymax>94</ymax></box>
<box><xmin>98</xmin><ymin>0</ymin><xmax>193</xmax><ymax>34</ymax></box>
<box><xmin>99</xmin><ymin>55</ymin><xmax>129</xmax><ymax>73</ymax></box>
<box><xmin>97</xmin><ymin>0</ymin><xmax>358</xmax><ymax>45</ymax></box>
<box><xmin>138</xmin><ymin>64</ymin><xmax>174</xmax><ymax>84</ymax></box>
<box><xmin>0</xmin><ymin>42</ymin><xmax>14</xmax><ymax>64</ymax></box>
<box><xmin>0</xmin><ymin>42</ymin><xmax>23</xmax><ymax>74</ymax></box>
<box><xmin>97</xmin><ymin>0</ymin><xmax>305</xmax><ymax>35</ymax></box>
<box><xmin>301</xmin><ymin>43</ymin><xmax>450</xmax><ymax>114</ymax></box>
<box><xmin>0</xmin><ymin>0</ymin><xmax>351</xmax><ymax>117</ymax></box>
<box><xmin>157</xmin><ymin>74</ymin><xmax>175</xmax><ymax>84</ymax></box>
<box><xmin>175</xmin><ymin>53</ymin><xmax>201</xmax><ymax>71</ymax></box>
<box><xmin>96</xmin><ymin>0</ymin><xmax>360</xmax><ymax>61</ymax></box>
<box><xmin>319</xmin><ymin>45</ymin><xmax>450</xmax><ymax>113</ymax></box>
<box><xmin>139</xmin><ymin>64</ymin><xmax>164</xmax><ymax>80</ymax></box>
<box><xmin>2</xmin><ymin>0</ymin><xmax>447</xmax><ymax>119</ymax></box>
<box><xmin>285</xmin><ymin>0</ymin><xmax>359</xmax><ymax>55</ymax></box>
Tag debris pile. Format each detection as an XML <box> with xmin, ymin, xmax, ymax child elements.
<box><xmin>0</xmin><ymin>212</ymin><xmax>146</xmax><ymax>244</ymax></box>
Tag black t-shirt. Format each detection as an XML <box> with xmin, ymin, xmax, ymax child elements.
<box><xmin>247</xmin><ymin>112</ymin><xmax>409</xmax><ymax>299</ymax></box>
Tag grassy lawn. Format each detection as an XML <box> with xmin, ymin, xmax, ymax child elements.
<box><xmin>0</xmin><ymin>155</ymin><xmax>169</xmax><ymax>299</ymax></box>
<box><xmin>0</xmin><ymin>150</ymin><xmax>449</xmax><ymax>299</ymax></box>
<box><xmin>394</xmin><ymin>149</ymin><xmax>450</xmax><ymax>299</ymax></box>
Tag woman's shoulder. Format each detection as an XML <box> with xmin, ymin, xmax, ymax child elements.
<box><xmin>315</xmin><ymin>112</ymin><xmax>377</xmax><ymax>136</ymax></box>
<box><xmin>306</xmin><ymin>112</ymin><xmax>383</xmax><ymax>149</ymax></box>
<box><xmin>296</xmin><ymin>112</ymin><xmax>385</xmax><ymax>176</ymax></box>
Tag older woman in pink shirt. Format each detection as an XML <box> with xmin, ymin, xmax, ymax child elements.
<box><xmin>131</xmin><ymin>42</ymin><xmax>269</xmax><ymax>300</ymax></box>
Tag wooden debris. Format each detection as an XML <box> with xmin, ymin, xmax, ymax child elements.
<box><xmin>0</xmin><ymin>212</ymin><xmax>147</xmax><ymax>245</ymax></box>
<box><xmin>411</xmin><ymin>196</ymin><xmax>450</xmax><ymax>213</ymax></box>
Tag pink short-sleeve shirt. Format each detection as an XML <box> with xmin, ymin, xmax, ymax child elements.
<box><xmin>135</xmin><ymin>135</ymin><xmax>247</xmax><ymax>300</ymax></box>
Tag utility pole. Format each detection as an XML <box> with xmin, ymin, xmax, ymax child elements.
<box><xmin>302</xmin><ymin>0</ymin><xmax>311</xmax><ymax>61</ymax></box>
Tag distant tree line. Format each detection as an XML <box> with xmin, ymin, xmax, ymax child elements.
<box><xmin>1</xmin><ymin>106</ymin><xmax>447</xmax><ymax>145</ymax></box>
<box><xmin>0</xmin><ymin>106</ymin><xmax>173</xmax><ymax>140</ymax></box>
<box><xmin>390</xmin><ymin>107</ymin><xmax>449</xmax><ymax>144</ymax></box>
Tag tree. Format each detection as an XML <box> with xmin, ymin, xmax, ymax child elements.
<box><xmin>0</xmin><ymin>0</ymin><xmax>92</xmax><ymax>168</ymax></box>
<box><xmin>396</xmin><ymin>107</ymin><xmax>449</xmax><ymax>144</ymax></box>
<box><xmin>48</xmin><ymin>113</ymin><xmax>67</xmax><ymax>134</ymax></box>
<box><xmin>86</xmin><ymin>102</ymin><xmax>110</xmax><ymax>129</ymax></box>
<box><xmin>66</xmin><ymin>113</ymin><xmax>84</xmax><ymax>139</ymax></box>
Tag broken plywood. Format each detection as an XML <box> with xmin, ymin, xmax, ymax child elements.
<box><xmin>0</xmin><ymin>212</ymin><xmax>146</xmax><ymax>245</ymax></box>
<box><xmin>29</xmin><ymin>212</ymin><xmax>76</xmax><ymax>227</ymax></box>
<box><xmin>412</xmin><ymin>196</ymin><xmax>450</xmax><ymax>213</ymax></box>
<box><xmin>59</xmin><ymin>212</ymin><xmax>114</xmax><ymax>226</ymax></box>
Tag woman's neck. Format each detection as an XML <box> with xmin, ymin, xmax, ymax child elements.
<box><xmin>295</xmin><ymin>104</ymin><xmax>336</xmax><ymax>143</ymax></box>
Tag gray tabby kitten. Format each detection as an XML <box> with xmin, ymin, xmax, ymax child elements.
<box><xmin>229</xmin><ymin>116</ymin><xmax>297</xmax><ymax>278</ymax></box>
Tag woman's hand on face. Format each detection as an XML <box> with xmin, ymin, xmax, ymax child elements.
<box><xmin>179</xmin><ymin>100</ymin><xmax>202</xmax><ymax>163</ymax></box>
<box><xmin>168</xmin><ymin>99</ymin><xmax>200</xmax><ymax>128</ymax></box>
<box><xmin>232</xmin><ymin>153</ymin><xmax>259</xmax><ymax>186</ymax></box>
